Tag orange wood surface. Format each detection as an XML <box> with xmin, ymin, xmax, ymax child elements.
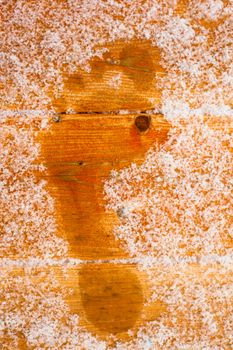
<box><xmin>1</xmin><ymin>0</ymin><xmax>232</xmax><ymax>342</ymax></box>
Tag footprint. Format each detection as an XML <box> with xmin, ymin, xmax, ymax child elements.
<box><xmin>78</xmin><ymin>264</ymin><xmax>143</xmax><ymax>334</ymax></box>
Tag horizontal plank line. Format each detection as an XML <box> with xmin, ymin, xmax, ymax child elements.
<box><xmin>0</xmin><ymin>254</ymin><xmax>232</xmax><ymax>269</ymax></box>
<box><xmin>57</xmin><ymin>108</ymin><xmax>163</xmax><ymax>116</ymax></box>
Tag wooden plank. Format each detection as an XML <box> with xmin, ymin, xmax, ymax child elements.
<box><xmin>1</xmin><ymin>1</ymin><xmax>232</xmax><ymax>347</ymax></box>
<box><xmin>1</xmin><ymin>263</ymin><xmax>232</xmax><ymax>348</ymax></box>
<box><xmin>39</xmin><ymin>113</ymin><xmax>170</xmax><ymax>260</ymax></box>
<box><xmin>0</xmin><ymin>264</ymin><xmax>164</xmax><ymax>347</ymax></box>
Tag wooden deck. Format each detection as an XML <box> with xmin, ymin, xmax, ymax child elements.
<box><xmin>1</xmin><ymin>2</ymin><xmax>232</xmax><ymax>345</ymax></box>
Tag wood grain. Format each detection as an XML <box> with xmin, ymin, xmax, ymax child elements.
<box><xmin>2</xmin><ymin>2</ymin><xmax>232</xmax><ymax>345</ymax></box>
